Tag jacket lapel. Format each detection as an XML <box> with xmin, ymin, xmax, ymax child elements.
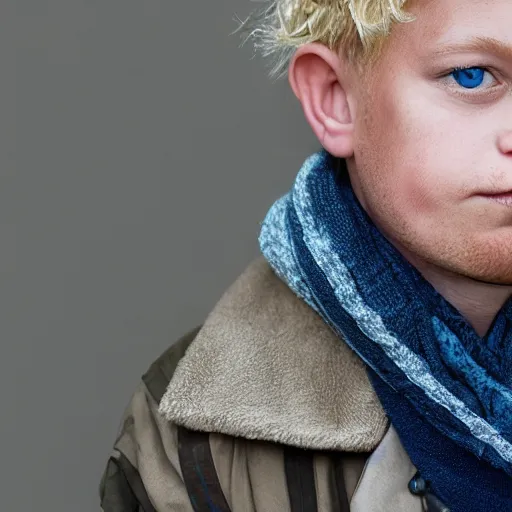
<box><xmin>159</xmin><ymin>256</ymin><xmax>388</xmax><ymax>452</ymax></box>
<box><xmin>351</xmin><ymin>424</ymin><xmax>425</xmax><ymax>511</ymax></box>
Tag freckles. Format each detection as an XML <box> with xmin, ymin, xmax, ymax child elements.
<box><xmin>401</xmin><ymin>167</ymin><xmax>438</xmax><ymax>215</ymax></box>
<box><xmin>460</xmin><ymin>233</ymin><xmax>512</xmax><ymax>281</ymax></box>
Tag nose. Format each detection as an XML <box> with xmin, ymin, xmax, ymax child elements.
<box><xmin>497</xmin><ymin>129</ymin><xmax>512</xmax><ymax>155</ymax></box>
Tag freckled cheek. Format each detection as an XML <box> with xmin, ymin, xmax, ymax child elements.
<box><xmin>390</xmin><ymin>141</ymin><xmax>446</xmax><ymax>218</ymax></box>
<box><xmin>391</xmin><ymin>124</ymin><xmax>449</xmax><ymax>216</ymax></box>
<box><xmin>361</xmin><ymin>92</ymin><xmax>449</xmax><ymax>217</ymax></box>
<box><xmin>401</xmin><ymin>172</ymin><xmax>438</xmax><ymax>215</ymax></box>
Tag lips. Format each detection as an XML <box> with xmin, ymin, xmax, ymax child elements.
<box><xmin>478</xmin><ymin>192</ymin><xmax>512</xmax><ymax>206</ymax></box>
<box><xmin>479</xmin><ymin>189</ymin><xmax>512</xmax><ymax>196</ymax></box>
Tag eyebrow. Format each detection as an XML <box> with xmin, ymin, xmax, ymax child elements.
<box><xmin>431</xmin><ymin>36</ymin><xmax>512</xmax><ymax>61</ymax></box>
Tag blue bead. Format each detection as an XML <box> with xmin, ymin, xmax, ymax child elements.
<box><xmin>408</xmin><ymin>472</ymin><xmax>427</xmax><ymax>495</ymax></box>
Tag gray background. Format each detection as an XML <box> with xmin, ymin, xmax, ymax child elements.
<box><xmin>10</xmin><ymin>0</ymin><xmax>318</xmax><ymax>510</ymax></box>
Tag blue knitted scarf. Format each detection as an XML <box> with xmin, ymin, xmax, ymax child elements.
<box><xmin>259</xmin><ymin>150</ymin><xmax>512</xmax><ymax>511</ymax></box>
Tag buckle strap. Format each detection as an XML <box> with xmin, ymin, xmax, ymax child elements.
<box><xmin>329</xmin><ymin>453</ymin><xmax>350</xmax><ymax>512</ymax></box>
<box><xmin>178</xmin><ymin>427</ymin><xmax>231</xmax><ymax>512</ymax></box>
<box><xmin>284</xmin><ymin>446</ymin><xmax>318</xmax><ymax>512</ymax></box>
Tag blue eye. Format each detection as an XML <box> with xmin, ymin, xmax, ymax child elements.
<box><xmin>450</xmin><ymin>67</ymin><xmax>486</xmax><ymax>89</ymax></box>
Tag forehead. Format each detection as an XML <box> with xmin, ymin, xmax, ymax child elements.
<box><xmin>390</xmin><ymin>0</ymin><xmax>512</xmax><ymax>57</ymax></box>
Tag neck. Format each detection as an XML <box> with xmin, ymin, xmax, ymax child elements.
<box><xmin>394</xmin><ymin>245</ymin><xmax>512</xmax><ymax>337</ymax></box>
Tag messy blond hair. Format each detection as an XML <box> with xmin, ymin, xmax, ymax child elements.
<box><xmin>235</xmin><ymin>0</ymin><xmax>416</xmax><ymax>79</ymax></box>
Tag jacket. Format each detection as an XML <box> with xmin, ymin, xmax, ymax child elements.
<box><xmin>99</xmin><ymin>256</ymin><xmax>432</xmax><ymax>511</ymax></box>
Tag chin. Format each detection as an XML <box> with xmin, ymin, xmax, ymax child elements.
<box><xmin>437</xmin><ymin>233</ymin><xmax>512</xmax><ymax>286</ymax></box>
<box><xmin>461</xmin><ymin>265</ymin><xmax>512</xmax><ymax>286</ymax></box>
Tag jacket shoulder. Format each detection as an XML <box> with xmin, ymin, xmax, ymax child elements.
<box><xmin>100</xmin><ymin>325</ymin><xmax>203</xmax><ymax>512</ymax></box>
<box><xmin>142</xmin><ymin>324</ymin><xmax>203</xmax><ymax>404</ymax></box>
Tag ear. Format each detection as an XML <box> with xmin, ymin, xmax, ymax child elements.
<box><xmin>288</xmin><ymin>43</ymin><xmax>355</xmax><ymax>158</ymax></box>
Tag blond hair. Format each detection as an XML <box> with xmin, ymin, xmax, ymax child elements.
<box><xmin>235</xmin><ymin>0</ymin><xmax>416</xmax><ymax>79</ymax></box>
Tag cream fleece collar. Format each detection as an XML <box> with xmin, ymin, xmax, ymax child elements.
<box><xmin>159</xmin><ymin>256</ymin><xmax>389</xmax><ymax>452</ymax></box>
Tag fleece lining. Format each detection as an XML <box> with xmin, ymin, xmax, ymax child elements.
<box><xmin>159</xmin><ymin>256</ymin><xmax>388</xmax><ymax>452</ymax></box>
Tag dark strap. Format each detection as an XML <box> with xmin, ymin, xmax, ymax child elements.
<box><xmin>425</xmin><ymin>492</ymin><xmax>451</xmax><ymax>512</ymax></box>
<box><xmin>143</xmin><ymin>325</ymin><xmax>202</xmax><ymax>404</ymax></box>
<box><xmin>284</xmin><ymin>446</ymin><xmax>318</xmax><ymax>512</ymax></box>
<box><xmin>100</xmin><ymin>452</ymin><xmax>156</xmax><ymax>512</ymax></box>
<box><xmin>329</xmin><ymin>454</ymin><xmax>350</xmax><ymax>512</ymax></box>
<box><xmin>178</xmin><ymin>426</ymin><xmax>232</xmax><ymax>512</ymax></box>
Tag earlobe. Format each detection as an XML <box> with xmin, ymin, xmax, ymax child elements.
<box><xmin>288</xmin><ymin>43</ymin><xmax>355</xmax><ymax>158</ymax></box>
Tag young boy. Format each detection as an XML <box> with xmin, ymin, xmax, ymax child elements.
<box><xmin>99</xmin><ymin>0</ymin><xmax>512</xmax><ymax>510</ymax></box>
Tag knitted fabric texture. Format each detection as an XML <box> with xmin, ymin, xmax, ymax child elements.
<box><xmin>259</xmin><ymin>150</ymin><xmax>512</xmax><ymax>511</ymax></box>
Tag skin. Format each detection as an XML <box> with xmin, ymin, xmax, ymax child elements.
<box><xmin>288</xmin><ymin>0</ymin><xmax>512</xmax><ymax>337</ymax></box>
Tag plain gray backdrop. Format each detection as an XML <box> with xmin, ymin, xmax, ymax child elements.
<box><xmin>11</xmin><ymin>0</ymin><xmax>319</xmax><ymax>510</ymax></box>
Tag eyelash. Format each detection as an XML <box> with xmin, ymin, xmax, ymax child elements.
<box><xmin>441</xmin><ymin>65</ymin><xmax>500</xmax><ymax>98</ymax></box>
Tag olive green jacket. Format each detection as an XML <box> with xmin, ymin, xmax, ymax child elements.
<box><xmin>100</xmin><ymin>256</ymin><xmax>429</xmax><ymax>511</ymax></box>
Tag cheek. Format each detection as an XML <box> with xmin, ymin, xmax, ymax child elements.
<box><xmin>364</xmin><ymin>94</ymin><xmax>463</xmax><ymax>217</ymax></box>
<box><xmin>356</xmin><ymin>108</ymin><xmax>438</xmax><ymax>216</ymax></box>
<box><xmin>399</xmin><ymin>161</ymin><xmax>446</xmax><ymax>216</ymax></box>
